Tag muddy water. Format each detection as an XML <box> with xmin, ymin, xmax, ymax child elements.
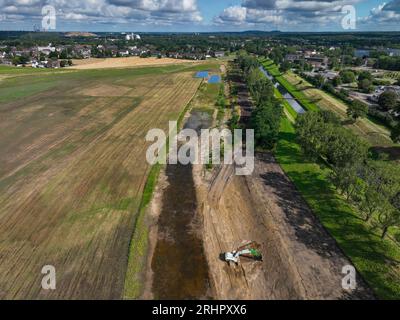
<box><xmin>151</xmin><ymin>110</ymin><xmax>212</xmax><ymax>300</ymax></box>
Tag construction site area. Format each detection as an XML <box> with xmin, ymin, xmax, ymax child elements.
<box><xmin>139</xmin><ymin>62</ymin><xmax>375</xmax><ymax>300</ymax></box>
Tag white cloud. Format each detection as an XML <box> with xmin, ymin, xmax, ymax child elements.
<box><xmin>0</xmin><ymin>0</ymin><xmax>203</xmax><ymax>27</ymax></box>
<box><xmin>214</xmin><ymin>0</ymin><xmax>361</xmax><ymax>30</ymax></box>
<box><xmin>217</xmin><ymin>6</ymin><xmax>247</xmax><ymax>23</ymax></box>
<box><xmin>359</xmin><ymin>1</ymin><xmax>400</xmax><ymax>26</ymax></box>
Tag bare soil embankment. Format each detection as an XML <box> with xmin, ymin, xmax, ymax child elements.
<box><xmin>194</xmin><ymin>153</ymin><xmax>374</xmax><ymax>300</ymax></box>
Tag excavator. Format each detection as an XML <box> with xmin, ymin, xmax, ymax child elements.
<box><xmin>220</xmin><ymin>241</ymin><xmax>263</xmax><ymax>265</ymax></box>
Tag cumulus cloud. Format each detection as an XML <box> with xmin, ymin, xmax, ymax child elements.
<box><xmin>214</xmin><ymin>0</ymin><xmax>361</xmax><ymax>30</ymax></box>
<box><xmin>0</xmin><ymin>0</ymin><xmax>203</xmax><ymax>27</ymax></box>
<box><xmin>359</xmin><ymin>0</ymin><xmax>400</xmax><ymax>27</ymax></box>
<box><xmin>383</xmin><ymin>0</ymin><xmax>400</xmax><ymax>11</ymax></box>
<box><xmin>216</xmin><ymin>6</ymin><xmax>247</xmax><ymax>23</ymax></box>
<box><xmin>243</xmin><ymin>0</ymin><xmax>276</xmax><ymax>10</ymax></box>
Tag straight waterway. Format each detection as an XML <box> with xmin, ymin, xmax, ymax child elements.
<box><xmin>259</xmin><ymin>66</ymin><xmax>306</xmax><ymax>114</ymax></box>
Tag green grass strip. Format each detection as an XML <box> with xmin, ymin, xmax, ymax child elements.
<box><xmin>261</xmin><ymin>59</ymin><xmax>319</xmax><ymax>112</ymax></box>
<box><xmin>276</xmin><ymin>116</ymin><xmax>400</xmax><ymax>299</ymax></box>
<box><xmin>274</xmin><ymin>87</ymin><xmax>297</xmax><ymax>122</ymax></box>
<box><xmin>123</xmin><ymin>163</ymin><xmax>161</xmax><ymax>299</ymax></box>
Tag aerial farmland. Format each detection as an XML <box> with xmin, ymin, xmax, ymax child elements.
<box><xmin>1</xmin><ymin>23</ymin><xmax>400</xmax><ymax>308</ymax></box>
<box><xmin>0</xmin><ymin>62</ymin><xmax>210</xmax><ymax>299</ymax></box>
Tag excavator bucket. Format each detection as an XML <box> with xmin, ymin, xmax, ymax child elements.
<box><xmin>237</xmin><ymin>241</ymin><xmax>263</xmax><ymax>261</ymax></box>
<box><xmin>220</xmin><ymin>241</ymin><xmax>263</xmax><ymax>264</ymax></box>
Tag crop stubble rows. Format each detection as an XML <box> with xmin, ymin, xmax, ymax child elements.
<box><xmin>0</xmin><ymin>70</ymin><xmax>201</xmax><ymax>299</ymax></box>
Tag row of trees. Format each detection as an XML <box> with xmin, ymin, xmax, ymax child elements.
<box><xmin>336</xmin><ymin>70</ymin><xmax>375</xmax><ymax>93</ymax></box>
<box><xmin>295</xmin><ymin>111</ymin><xmax>400</xmax><ymax>239</ymax></box>
<box><xmin>302</xmin><ymin>68</ymin><xmax>400</xmax><ymax>141</ymax></box>
<box><xmin>237</xmin><ymin>53</ymin><xmax>283</xmax><ymax>149</ymax></box>
<box><xmin>374</xmin><ymin>55</ymin><xmax>400</xmax><ymax>71</ymax></box>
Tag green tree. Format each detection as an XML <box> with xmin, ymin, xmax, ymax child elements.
<box><xmin>314</xmin><ymin>74</ymin><xmax>325</xmax><ymax>88</ymax></box>
<box><xmin>330</xmin><ymin>164</ymin><xmax>364</xmax><ymax>201</ymax></box>
<box><xmin>250</xmin><ymin>101</ymin><xmax>283</xmax><ymax>149</ymax></box>
<box><xmin>246</xmin><ymin>67</ymin><xmax>273</xmax><ymax>106</ymax></box>
<box><xmin>280</xmin><ymin>60</ymin><xmax>291</xmax><ymax>73</ymax></box>
<box><xmin>378</xmin><ymin>91</ymin><xmax>398</xmax><ymax>111</ymax></box>
<box><xmin>360</xmin><ymin>187</ymin><xmax>386</xmax><ymax>222</ymax></box>
<box><xmin>295</xmin><ymin>112</ymin><xmax>329</xmax><ymax>160</ymax></box>
<box><xmin>391</xmin><ymin>123</ymin><xmax>400</xmax><ymax>143</ymax></box>
<box><xmin>320</xmin><ymin>110</ymin><xmax>341</xmax><ymax>125</ymax></box>
<box><xmin>59</xmin><ymin>50</ymin><xmax>68</xmax><ymax>59</ymax></box>
<box><xmin>358</xmin><ymin>71</ymin><xmax>373</xmax><ymax>82</ymax></box>
<box><xmin>377</xmin><ymin>209</ymin><xmax>400</xmax><ymax>239</ymax></box>
<box><xmin>358</xmin><ymin>78</ymin><xmax>374</xmax><ymax>93</ymax></box>
<box><xmin>339</xmin><ymin>70</ymin><xmax>356</xmax><ymax>84</ymax></box>
<box><xmin>347</xmin><ymin>100</ymin><xmax>368</xmax><ymax>122</ymax></box>
<box><xmin>332</xmin><ymin>76</ymin><xmax>342</xmax><ymax>87</ymax></box>
<box><xmin>325</xmin><ymin>128</ymin><xmax>368</xmax><ymax>168</ymax></box>
<box><xmin>48</xmin><ymin>51</ymin><xmax>58</xmax><ymax>59</ymax></box>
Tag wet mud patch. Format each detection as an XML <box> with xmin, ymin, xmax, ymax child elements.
<box><xmin>151</xmin><ymin>110</ymin><xmax>212</xmax><ymax>300</ymax></box>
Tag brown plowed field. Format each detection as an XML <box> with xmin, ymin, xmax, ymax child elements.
<box><xmin>0</xmin><ymin>68</ymin><xmax>201</xmax><ymax>299</ymax></box>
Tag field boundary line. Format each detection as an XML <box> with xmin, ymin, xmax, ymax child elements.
<box><xmin>123</xmin><ymin>78</ymin><xmax>203</xmax><ymax>299</ymax></box>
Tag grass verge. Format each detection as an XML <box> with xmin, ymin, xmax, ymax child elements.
<box><xmin>261</xmin><ymin>59</ymin><xmax>319</xmax><ymax>112</ymax></box>
<box><xmin>276</xmin><ymin>116</ymin><xmax>400</xmax><ymax>299</ymax></box>
<box><xmin>123</xmin><ymin>163</ymin><xmax>161</xmax><ymax>299</ymax></box>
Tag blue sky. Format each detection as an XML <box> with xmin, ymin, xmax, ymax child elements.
<box><xmin>0</xmin><ymin>0</ymin><xmax>400</xmax><ymax>32</ymax></box>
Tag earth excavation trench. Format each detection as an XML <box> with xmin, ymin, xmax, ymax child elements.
<box><xmin>143</xmin><ymin>110</ymin><xmax>375</xmax><ymax>300</ymax></box>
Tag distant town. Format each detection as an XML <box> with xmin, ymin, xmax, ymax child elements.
<box><xmin>1</xmin><ymin>30</ymin><xmax>400</xmax><ymax>300</ymax></box>
<box><xmin>1</xmin><ymin>31</ymin><xmax>400</xmax><ymax>130</ymax></box>
<box><xmin>0</xmin><ymin>31</ymin><xmax>228</xmax><ymax>69</ymax></box>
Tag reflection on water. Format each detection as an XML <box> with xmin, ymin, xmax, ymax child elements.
<box><xmin>259</xmin><ymin>66</ymin><xmax>306</xmax><ymax>114</ymax></box>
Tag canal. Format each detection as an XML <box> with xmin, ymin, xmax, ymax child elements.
<box><xmin>259</xmin><ymin>66</ymin><xmax>306</xmax><ymax>114</ymax></box>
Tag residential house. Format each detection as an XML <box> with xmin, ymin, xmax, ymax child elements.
<box><xmin>38</xmin><ymin>44</ymin><xmax>56</xmax><ymax>56</ymax></box>
<box><xmin>119</xmin><ymin>50</ymin><xmax>130</xmax><ymax>57</ymax></box>
<box><xmin>285</xmin><ymin>53</ymin><xmax>303</xmax><ymax>63</ymax></box>
<box><xmin>386</xmin><ymin>48</ymin><xmax>400</xmax><ymax>57</ymax></box>
<box><xmin>305</xmin><ymin>55</ymin><xmax>329</xmax><ymax>69</ymax></box>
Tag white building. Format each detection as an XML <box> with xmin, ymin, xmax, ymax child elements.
<box><xmin>125</xmin><ymin>33</ymin><xmax>141</xmax><ymax>41</ymax></box>
<box><xmin>37</xmin><ymin>43</ymin><xmax>56</xmax><ymax>55</ymax></box>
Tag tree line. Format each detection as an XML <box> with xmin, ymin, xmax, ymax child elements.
<box><xmin>237</xmin><ymin>53</ymin><xmax>283</xmax><ymax>150</ymax></box>
<box><xmin>295</xmin><ymin>111</ymin><xmax>400</xmax><ymax>239</ymax></box>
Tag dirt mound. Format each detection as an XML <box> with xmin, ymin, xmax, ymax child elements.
<box><xmin>194</xmin><ymin>153</ymin><xmax>374</xmax><ymax>300</ymax></box>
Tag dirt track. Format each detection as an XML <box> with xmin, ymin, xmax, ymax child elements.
<box><xmin>194</xmin><ymin>153</ymin><xmax>375</xmax><ymax>300</ymax></box>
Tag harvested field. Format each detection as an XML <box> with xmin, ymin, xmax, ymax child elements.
<box><xmin>70</xmin><ymin>57</ymin><xmax>200</xmax><ymax>70</ymax></box>
<box><xmin>0</xmin><ymin>66</ymin><xmax>202</xmax><ymax>299</ymax></box>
